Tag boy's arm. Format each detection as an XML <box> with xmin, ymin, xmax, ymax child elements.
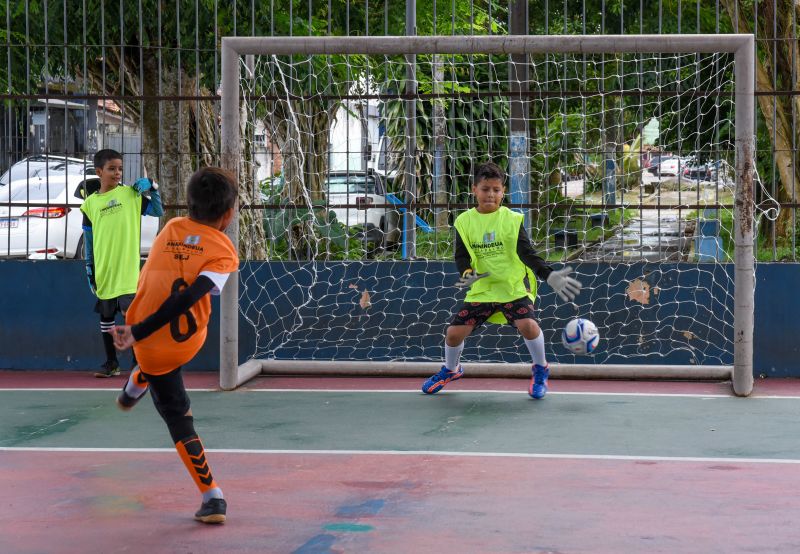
<box><xmin>113</xmin><ymin>276</ymin><xmax>217</xmax><ymax>350</ymax></box>
<box><xmin>130</xmin><ymin>275</ymin><xmax>216</xmax><ymax>342</ymax></box>
<box><xmin>453</xmin><ymin>229</ymin><xmax>489</xmax><ymax>288</ymax></box>
<box><xmin>114</xmin><ymin>274</ymin><xmax>219</xmax><ymax>350</ymax></box>
<box><xmin>81</xmin><ymin>213</ymin><xmax>96</xmax><ymax>295</ymax></box>
<box><xmin>516</xmin><ymin>223</ymin><xmax>553</xmax><ymax>281</ymax></box>
<box><xmin>517</xmin><ymin>223</ymin><xmax>582</xmax><ymax>301</ymax></box>
<box><xmin>454</xmin><ymin>230</ymin><xmax>472</xmax><ymax>276</ymax></box>
<box><xmin>133</xmin><ymin>178</ymin><xmax>164</xmax><ymax>217</ymax></box>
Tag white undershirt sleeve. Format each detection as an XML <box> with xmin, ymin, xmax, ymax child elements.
<box><xmin>199</xmin><ymin>270</ymin><xmax>231</xmax><ymax>296</ymax></box>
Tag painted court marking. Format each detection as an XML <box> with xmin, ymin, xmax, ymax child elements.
<box><xmin>5</xmin><ymin>387</ymin><xmax>800</xmax><ymax>399</ymax></box>
<box><xmin>2</xmin><ymin>446</ymin><xmax>800</xmax><ymax>464</ymax></box>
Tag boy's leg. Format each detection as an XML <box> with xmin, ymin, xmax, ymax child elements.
<box><xmin>95</xmin><ymin>300</ymin><xmax>120</xmax><ymax>377</ymax></box>
<box><xmin>145</xmin><ymin>368</ymin><xmax>226</xmax><ymax>524</ymax></box>
<box><xmin>518</xmin><ymin>320</ymin><xmax>547</xmax><ymax>367</ymax></box>
<box><xmin>422</xmin><ymin>302</ymin><xmax>493</xmax><ymax>394</ymax></box>
<box><xmin>117</xmin><ymin>365</ymin><xmax>149</xmax><ymax>411</ymax></box>
<box><xmin>119</xmin><ymin>294</ymin><xmax>137</xmax><ymax>371</ymax></box>
<box><xmin>502</xmin><ymin>298</ymin><xmax>549</xmax><ymax>399</ymax></box>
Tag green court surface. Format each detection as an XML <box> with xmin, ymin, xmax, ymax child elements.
<box><xmin>2</xmin><ymin>377</ymin><xmax>800</xmax><ymax>554</ymax></box>
<box><xmin>2</xmin><ymin>389</ymin><xmax>800</xmax><ymax>459</ymax></box>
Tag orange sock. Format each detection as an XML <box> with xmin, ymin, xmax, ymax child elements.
<box><xmin>175</xmin><ymin>435</ymin><xmax>218</xmax><ymax>493</ymax></box>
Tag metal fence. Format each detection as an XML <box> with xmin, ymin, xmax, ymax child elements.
<box><xmin>0</xmin><ymin>1</ymin><xmax>796</xmax><ymax>261</ymax></box>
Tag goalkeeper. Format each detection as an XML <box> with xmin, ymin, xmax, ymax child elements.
<box><xmin>421</xmin><ymin>161</ymin><xmax>581</xmax><ymax>399</ymax></box>
<box><xmin>81</xmin><ymin>149</ymin><xmax>163</xmax><ymax>378</ymax></box>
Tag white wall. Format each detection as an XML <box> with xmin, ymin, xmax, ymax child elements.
<box><xmin>328</xmin><ymin>100</ymin><xmax>382</xmax><ymax>172</ymax></box>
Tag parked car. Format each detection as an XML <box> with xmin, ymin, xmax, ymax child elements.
<box><xmin>683</xmin><ymin>159</ymin><xmax>733</xmax><ymax>182</ymax></box>
<box><xmin>0</xmin><ymin>157</ymin><xmax>159</xmax><ymax>259</ymax></box>
<box><xmin>646</xmin><ymin>155</ymin><xmax>674</xmax><ymax>175</ymax></box>
<box><xmin>654</xmin><ymin>156</ymin><xmax>694</xmax><ymax>176</ymax></box>
<box><xmin>326</xmin><ymin>171</ymin><xmax>401</xmax><ymax>247</ymax></box>
<box><xmin>263</xmin><ymin>170</ymin><xmax>401</xmax><ymax>249</ymax></box>
<box><xmin>0</xmin><ymin>155</ymin><xmax>90</xmax><ymax>187</ymax></box>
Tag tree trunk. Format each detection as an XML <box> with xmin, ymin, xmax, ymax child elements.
<box><xmin>722</xmin><ymin>0</ymin><xmax>799</xmax><ymax>240</ymax></box>
<box><xmin>237</xmin><ymin>94</ymin><xmax>269</xmax><ymax>260</ymax></box>
<box><xmin>141</xmin><ymin>53</ymin><xmax>192</xmax><ymax>223</ymax></box>
<box><xmin>264</xmin><ymin>97</ymin><xmax>333</xmax><ymax>259</ymax></box>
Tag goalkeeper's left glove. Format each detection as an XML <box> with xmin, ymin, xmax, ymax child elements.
<box><xmin>132</xmin><ymin>177</ymin><xmax>158</xmax><ymax>195</ymax></box>
<box><xmin>546</xmin><ymin>266</ymin><xmax>582</xmax><ymax>302</ymax></box>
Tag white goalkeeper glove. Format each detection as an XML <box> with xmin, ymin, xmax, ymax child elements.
<box><xmin>546</xmin><ymin>266</ymin><xmax>582</xmax><ymax>302</ymax></box>
<box><xmin>455</xmin><ymin>269</ymin><xmax>490</xmax><ymax>289</ymax></box>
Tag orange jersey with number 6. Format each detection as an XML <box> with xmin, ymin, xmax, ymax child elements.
<box><xmin>127</xmin><ymin>217</ymin><xmax>239</xmax><ymax>375</ymax></box>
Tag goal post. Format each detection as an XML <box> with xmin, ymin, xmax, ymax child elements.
<box><xmin>219</xmin><ymin>34</ymin><xmax>755</xmax><ymax>396</ymax></box>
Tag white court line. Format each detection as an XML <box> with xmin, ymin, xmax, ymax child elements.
<box><xmin>3</xmin><ymin>387</ymin><xmax>799</xmax><ymax>399</ymax></box>
<box><xmin>246</xmin><ymin>389</ymin><xmax>736</xmax><ymax>398</ymax></box>
<box><xmin>1</xmin><ymin>446</ymin><xmax>800</xmax><ymax>464</ymax></box>
<box><xmin>0</xmin><ymin>388</ymin><xmax>218</xmax><ymax>392</ymax></box>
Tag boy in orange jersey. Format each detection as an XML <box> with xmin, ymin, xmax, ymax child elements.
<box><xmin>112</xmin><ymin>167</ymin><xmax>239</xmax><ymax>524</ymax></box>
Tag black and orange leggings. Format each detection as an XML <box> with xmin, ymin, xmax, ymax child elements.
<box><xmin>141</xmin><ymin>367</ymin><xmax>218</xmax><ymax>493</ymax></box>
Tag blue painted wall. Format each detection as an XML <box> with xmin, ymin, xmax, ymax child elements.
<box><xmin>0</xmin><ymin>260</ymin><xmax>797</xmax><ymax>376</ymax></box>
<box><xmin>0</xmin><ymin>260</ymin><xmax>246</xmax><ymax>371</ymax></box>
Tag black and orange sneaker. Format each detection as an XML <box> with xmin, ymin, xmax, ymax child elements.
<box><xmin>116</xmin><ymin>388</ymin><xmax>143</xmax><ymax>411</ymax></box>
<box><xmin>94</xmin><ymin>360</ymin><xmax>120</xmax><ymax>378</ymax></box>
<box><xmin>195</xmin><ymin>498</ymin><xmax>227</xmax><ymax>524</ymax></box>
<box><xmin>116</xmin><ymin>366</ymin><xmax>147</xmax><ymax>411</ymax></box>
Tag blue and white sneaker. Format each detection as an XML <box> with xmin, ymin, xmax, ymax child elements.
<box><xmin>529</xmin><ymin>363</ymin><xmax>549</xmax><ymax>399</ymax></box>
<box><xmin>422</xmin><ymin>365</ymin><xmax>464</xmax><ymax>394</ymax></box>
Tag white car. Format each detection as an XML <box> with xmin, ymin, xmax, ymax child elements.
<box><xmin>263</xmin><ymin>170</ymin><xmax>401</xmax><ymax>249</ymax></box>
<box><xmin>655</xmin><ymin>156</ymin><xmax>694</xmax><ymax>177</ymax></box>
<box><xmin>0</xmin><ymin>156</ymin><xmax>159</xmax><ymax>259</ymax></box>
<box><xmin>326</xmin><ymin>171</ymin><xmax>401</xmax><ymax>247</ymax></box>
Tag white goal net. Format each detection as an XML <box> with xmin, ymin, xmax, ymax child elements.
<box><xmin>219</xmin><ymin>35</ymin><xmax>755</xmax><ymax>395</ymax></box>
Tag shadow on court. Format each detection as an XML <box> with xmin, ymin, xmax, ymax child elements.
<box><xmin>1</xmin><ymin>372</ymin><xmax>800</xmax><ymax>553</ymax></box>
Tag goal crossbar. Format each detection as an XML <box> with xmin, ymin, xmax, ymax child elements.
<box><xmin>219</xmin><ymin>34</ymin><xmax>755</xmax><ymax>395</ymax></box>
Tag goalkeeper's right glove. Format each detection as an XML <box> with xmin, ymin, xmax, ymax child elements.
<box><xmin>86</xmin><ymin>263</ymin><xmax>97</xmax><ymax>296</ymax></box>
<box><xmin>455</xmin><ymin>269</ymin><xmax>490</xmax><ymax>288</ymax></box>
<box><xmin>132</xmin><ymin>177</ymin><xmax>158</xmax><ymax>195</ymax></box>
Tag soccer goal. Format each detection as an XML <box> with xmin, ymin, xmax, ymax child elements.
<box><xmin>219</xmin><ymin>35</ymin><xmax>755</xmax><ymax>396</ymax></box>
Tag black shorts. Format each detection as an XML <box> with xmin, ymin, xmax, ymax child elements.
<box><xmin>450</xmin><ymin>296</ymin><xmax>536</xmax><ymax>328</ymax></box>
<box><xmin>94</xmin><ymin>293</ymin><xmax>135</xmax><ymax>319</ymax></box>
<box><xmin>140</xmin><ymin>366</ymin><xmax>191</xmax><ymax>423</ymax></box>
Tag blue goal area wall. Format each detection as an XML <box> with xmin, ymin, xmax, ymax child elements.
<box><xmin>241</xmin><ymin>261</ymin><xmax>735</xmax><ymax>367</ymax></box>
<box><xmin>0</xmin><ymin>260</ymin><xmax>797</xmax><ymax>377</ymax></box>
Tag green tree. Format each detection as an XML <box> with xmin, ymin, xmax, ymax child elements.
<box><xmin>1</xmin><ymin>0</ymin><xmax>365</xmax><ymax>259</ymax></box>
<box><xmin>721</xmin><ymin>0</ymin><xmax>799</xmax><ymax>249</ymax></box>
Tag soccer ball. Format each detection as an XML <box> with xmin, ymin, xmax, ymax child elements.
<box><xmin>561</xmin><ymin>318</ymin><xmax>600</xmax><ymax>355</ymax></box>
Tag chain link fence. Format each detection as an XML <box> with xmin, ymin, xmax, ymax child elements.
<box><xmin>0</xmin><ymin>1</ymin><xmax>796</xmax><ymax>261</ymax></box>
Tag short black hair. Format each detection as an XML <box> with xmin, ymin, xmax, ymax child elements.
<box><xmin>187</xmin><ymin>167</ymin><xmax>238</xmax><ymax>223</ymax></box>
<box><xmin>473</xmin><ymin>161</ymin><xmax>505</xmax><ymax>185</ymax></box>
<box><xmin>93</xmin><ymin>149</ymin><xmax>123</xmax><ymax>169</ymax></box>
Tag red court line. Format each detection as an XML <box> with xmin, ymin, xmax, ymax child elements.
<box><xmin>1</xmin><ymin>450</ymin><xmax>798</xmax><ymax>554</ymax></box>
<box><xmin>3</xmin><ymin>370</ymin><xmax>800</xmax><ymax>396</ymax></box>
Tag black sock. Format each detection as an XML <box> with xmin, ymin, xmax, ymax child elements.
<box><xmin>101</xmin><ymin>319</ymin><xmax>118</xmax><ymax>364</ymax></box>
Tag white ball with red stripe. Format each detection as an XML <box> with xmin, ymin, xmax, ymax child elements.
<box><xmin>561</xmin><ymin>318</ymin><xmax>600</xmax><ymax>355</ymax></box>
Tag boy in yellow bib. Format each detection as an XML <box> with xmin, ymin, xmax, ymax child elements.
<box><xmin>422</xmin><ymin>162</ymin><xmax>582</xmax><ymax>399</ymax></box>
